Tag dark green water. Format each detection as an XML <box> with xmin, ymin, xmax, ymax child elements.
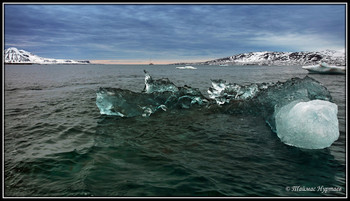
<box><xmin>4</xmin><ymin>64</ymin><xmax>346</xmax><ymax>197</ymax></box>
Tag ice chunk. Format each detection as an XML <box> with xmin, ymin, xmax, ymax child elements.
<box><xmin>96</xmin><ymin>89</ymin><xmax>126</xmax><ymax>116</ymax></box>
<box><xmin>250</xmin><ymin>76</ymin><xmax>333</xmax><ymax>131</ymax></box>
<box><xmin>176</xmin><ymin>66</ymin><xmax>197</xmax><ymax>69</ymax></box>
<box><xmin>96</xmin><ymin>87</ymin><xmax>176</xmax><ymax>117</ymax></box>
<box><xmin>208</xmin><ymin>79</ymin><xmax>273</xmax><ymax>104</ymax></box>
<box><xmin>302</xmin><ymin>63</ymin><xmax>346</xmax><ymax>74</ymax></box>
<box><xmin>210</xmin><ymin>76</ymin><xmax>339</xmax><ymax>149</ymax></box>
<box><xmin>143</xmin><ymin>70</ymin><xmax>179</xmax><ymax>93</ymax></box>
<box><xmin>210</xmin><ymin>76</ymin><xmax>331</xmax><ymax>108</ymax></box>
<box><xmin>96</xmin><ymin>72</ymin><xmax>209</xmax><ymax>117</ymax></box>
<box><xmin>141</xmin><ymin>105</ymin><xmax>167</xmax><ymax>117</ymax></box>
<box><xmin>96</xmin><ymin>72</ymin><xmax>340</xmax><ymax>149</ymax></box>
<box><xmin>275</xmin><ymin>100</ymin><xmax>339</xmax><ymax>149</ymax></box>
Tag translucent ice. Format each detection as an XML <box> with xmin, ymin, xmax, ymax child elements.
<box><xmin>208</xmin><ymin>79</ymin><xmax>273</xmax><ymax>104</ymax></box>
<box><xmin>96</xmin><ymin>71</ymin><xmax>209</xmax><ymax>117</ymax></box>
<box><xmin>275</xmin><ymin>100</ymin><xmax>339</xmax><ymax>149</ymax></box>
<box><xmin>96</xmin><ymin>72</ymin><xmax>340</xmax><ymax>149</ymax></box>
<box><xmin>143</xmin><ymin>70</ymin><xmax>179</xmax><ymax>93</ymax></box>
<box><xmin>250</xmin><ymin>76</ymin><xmax>333</xmax><ymax>132</ymax></box>
<box><xmin>206</xmin><ymin>76</ymin><xmax>339</xmax><ymax>149</ymax></box>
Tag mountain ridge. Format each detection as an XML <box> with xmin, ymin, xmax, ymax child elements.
<box><xmin>4</xmin><ymin>47</ymin><xmax>90</xmax><ymax>64</ymax></box>
<box><xmin>174</xmin><ymin>50</ymin><xmax>345</xmax><ymax>66</ymax></box>
<box><xmin>4</xmin><ymin>47</ymin><xmax>345</xmax><ymax>66</ymax></box>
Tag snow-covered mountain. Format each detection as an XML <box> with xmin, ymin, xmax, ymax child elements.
<box><xmin>196</xmin><ymin>50</ymin><xmax>345</xmax><ymax>66</ymax></box>
<box><xmin>4</xmin><ymin>47</ymin><xmax>90</xmax><ymax>64</ymax></box>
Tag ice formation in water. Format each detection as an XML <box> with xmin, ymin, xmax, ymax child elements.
<box><xmin>96</xmin><ymin>87</ymin><xmax>171</xmax><ymax>117</ymax></box>
<box><xmin>275</xmin><ymin>100</ymin><xmax>339</xmax><ymax>149</ymax></box>
<box><xmin>207</xmin><ymin>76</ymin><xmax>338</xmax><ymax>149</ymax></box>
<box><xmin>96</xmin><ymin>71</ymin><xmax>339</xmax><ymax>149</ymax></box>
<box><xmin>208</xmin><ymin>79</ymin><xmax>273</xmax><ymax>104</ymax></box>
<box><xmin>96</xmin><ymin>70</ymin><xmax>209</xmax><ymax>117</ymax></box>
<box><xmin>143</xmin><ymin>70</ymin><xmax>179</xmax><ymax>93</ymax></box>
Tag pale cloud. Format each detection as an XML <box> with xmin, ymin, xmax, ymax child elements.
<box><xmin>249</xmin><ymin>32</ymin><xmax>345</xmax><ymax>52</ymax></box>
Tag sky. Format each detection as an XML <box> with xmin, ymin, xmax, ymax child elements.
<box><xmin>4</xmin><ymin>3</ymin><xmax>346</xmax><ymax>64</ymax></box>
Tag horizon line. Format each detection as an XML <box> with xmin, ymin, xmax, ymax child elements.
<box><xmin>89</xmin><ymin>59</ymin><xmax>208</xmax><ymax>65</ymax></box>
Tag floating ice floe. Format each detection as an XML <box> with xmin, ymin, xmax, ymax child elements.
<box><xmin>96</xmin><ymin>71</ymin><xmax>339</xmax><ymax>149</ymax></box>
<box><xmin>302</xmin><ymin>62</ymin><xmax>345</xmax><ymax>74</ymax></box>
<box><xmin>176</xmin><ymin>66</ymin><xmax>197</xmax><ymax>70</ymax></box>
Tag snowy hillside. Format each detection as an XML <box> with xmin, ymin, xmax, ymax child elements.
<box><xmin>198</xmin><ymin>50</ymin><xmax>345</xmax><ymax>66</ymax></box>
<box><xmin>4</xmin><ymin>47</ymin><xmax>90</xmax><ymax>64</ymax></box>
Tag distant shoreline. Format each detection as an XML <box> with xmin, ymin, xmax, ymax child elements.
<box><xmin>5</xmin><ymin>63</ymin><xmax>34</xmax><ymax>65</ymax></box>
<box><xmin>4</xmin><ymin>63</ymin><xmax>91</xmax><ymax>65</ymax></box>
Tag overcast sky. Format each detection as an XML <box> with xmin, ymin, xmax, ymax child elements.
<box><xmin>4</xmin><ymin>3</ymin><xmax>346</xmax><ymax>64</ymax></box>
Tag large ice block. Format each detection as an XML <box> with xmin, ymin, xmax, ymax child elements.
<box><xmin>275</xmin><ymin>100</ymin><xmax>339</xmax><ymax>149</ymax></box>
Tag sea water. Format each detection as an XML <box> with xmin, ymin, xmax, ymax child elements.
<box><xmin>4</xmin><ymin>64</ymin><xmax>346</xmax><ymax>197</ymax></box>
